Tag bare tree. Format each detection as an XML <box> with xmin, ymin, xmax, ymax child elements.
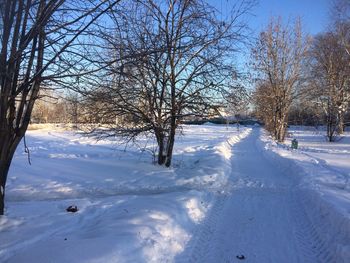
<box><xmin>308</xmin><ymin>31</ymin><xmax>350</xmax><ymax>141</ymax></box>
<box><xmin>0</xmin><ymin>0</ymin><xmax>120</xmax><ymax>215</ymax></box>
<box><xmin>31</xmin><ymin>90</ymin><xmax>66</xmax><ymax>123</ymax></box>
<box><xmin>82</xmin><ymin>0</ymin><xmax>254</xmax><ymax>167</ymax></box>
<box><xmin>251</xmin><ymin>17</ymin><xmax>309</xmax><ymax>142</ymax></box>
<box><xmin>225</xmin><ymin>83</ymin><xmax>251</xmax><ymax>120</ymax></box>
<box><xmin>252</xmin><ymin>81</ymin><xmax>276</xmax><ymax>129</ymax></box>
<box><xmin>285</xmin><ymin>0</ymin><xmax>350</xmax><ymax>135</ymax></box>
<box><xmin>331</xmin><ymin>0</ymin><xmax>350</xmax><ymax>56</ymax></box>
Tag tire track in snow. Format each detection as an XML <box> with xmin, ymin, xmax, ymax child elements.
<box><xmin>179</xmin><ymin>129</ymin><xmax>337</xmax><ymax>263</ymax></box>
<box><xmin>183</xmin><ymin>186</ymin><xmax>330</xmax><ymax>263</ymax></box>
<box><xmin>176</xmin><ymin>192</ymin><xmax>228</xmax><ymax>263</ymax></box>
<box><xmin>291</xmin><ymin>190</ymin><xmax>336</xmax><ymax>263</ymax></box>
<box><xmin>176</xmin><ymin>130</ymin><xmax>253</xmax><ymax>262</ymax></box>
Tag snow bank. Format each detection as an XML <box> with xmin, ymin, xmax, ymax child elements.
<box><xmin>258</xmin><ymin>129</ymin><xmax>350</xmax><ymax>263</ymax></box>
<box><xmin>169</xmin><ymin>126</ymin><xmax>251</xmax><ymax>192</ymax></box>
<box><xmin>212</xmin><ymin>128</ymin><xmax>251</xmax><ymax>185</ymax></box>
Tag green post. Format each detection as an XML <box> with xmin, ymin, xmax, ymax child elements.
<box><xmin>291</xmin><ymin>139</ymin><xmax>298</xmax><ymax>149</ymax></box>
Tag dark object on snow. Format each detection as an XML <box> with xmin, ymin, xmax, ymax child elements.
<box><xmin>66</xmin><ymin>205</ymin><xmax>78</xmax><ymax>213</ymax></box>
<box><xmin>291</xmin><ymin>139</ymin><xmax>298</xmax><ymax>149</ymax></box>
<box><xmin>236</xmin><ymin>255</ymin><xmax>245</xmax><ymax>260</ymax></box>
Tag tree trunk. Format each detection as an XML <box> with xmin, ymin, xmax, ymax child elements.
<box><xmin>0</xmin><ymin>124</ymin><xmax>27</xmax><ymax>215</ymax></box>
<box><xmin>327</xmin><ymin>115</ymin><xmax>335</xmax><ymax>142</ymax></box>
<box><xmin>338</xmin><ymin>113</ymin><xmax>344</xmax><ymax>134</ymax></box>
<box><xmin>155</xmin><ymin>129</ymin><xmax>166</xmax><ymax>165</ymax></box>
<box><xmin>327</xmin><ymin>114</ymin><xmax>331</xmax><ymax>142</ymax></box>
<box><xmin>275</xmin><ymin>111</ymin><xmax>285</xmax><ymax>142</ymax></box>
<box><xmin>278</xmin><ymin>114</ymin><xmax>288</xmax><ymax>142</ymax></box>
<box><xmin>165</xmin><ymin>121</ymin><xmax>176</xmax><ymax>167</ymax></box>
<box><xmin>157</xmin><ymin>137</ymin><xmax>166</xmax><ymax>165</ymax></box>
<box><xmin>0</xmin><ymin>157</ymin><xmax>12</xmax><ymax>215</ymax></box>
<box><xmin>157</xmin><ymin>147</ymin><xmax>166</xmax><ymax>165</ymax></box>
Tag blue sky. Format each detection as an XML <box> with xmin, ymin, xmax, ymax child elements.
<box><xmin>251</xmin><ymin>0</ymin><xmax>330</xmax><ymax>35</ymax></box>
<box><xmin>209</xmin><ymin>0</ymin><xmax>331</xmax><ymax>35</ymax></box>
<box><xmin>206</xmin><ymin>0</ymin><xmax>331</xmax><ymax>73</ymax></box>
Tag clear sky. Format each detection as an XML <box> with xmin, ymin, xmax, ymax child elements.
<box><xmin>209</xmin><ymin>0</ymin><xmax>331</xmax><ymax>36</ymax></box>
<box><xmin>206</xmin><ymin>0</ymin><xmax>332</xmax><ymax>73</ymax></box>
<box><xmin>251</xmin><ymin>0</ymin><xmax>330</xmax><ymax>35</ymax></box>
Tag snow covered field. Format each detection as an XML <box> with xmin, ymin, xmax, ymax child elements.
<box><xmin>0</xmin><ymin>124</ymin><xmax>250</xmax><ymax>262</ymax></box>
<box><xmin>0</xmin><ymin>124</ymin><xmax>349</xmax><ymax>262</ymax></box>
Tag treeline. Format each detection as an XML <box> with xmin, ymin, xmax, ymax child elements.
<box><xmin>31</xmin><ymin>92</ymin><xmax>107</xmax><ymax>124</ymax></box>
<box><xmin>252</xmin><ymin>0</ymin><xmax>350</xmax><ymax>142</ymax></box>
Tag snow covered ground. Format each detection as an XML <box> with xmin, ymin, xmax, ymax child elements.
<box><xmin>0</xmin><ymin>124</ymin><xmax>250</xmax><ymax>262</ymax></box>
<box><xmin>261</xmin><ymin>126</ymin><xmax>350</xmax><ymax>262</ymax></box>
<box><xmin>0</xmin><ymin>124</ymin><xmax>349</xmax><ymax>262</ymax></box>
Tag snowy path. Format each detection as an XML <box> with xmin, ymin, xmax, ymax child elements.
<box><xmin>179</xmin><ymin>129</ymin><xmax>332</xmax><ymax>263</ymax></box>
<box><xmin>2</xmin><ymin>126</ymin><xmax>344</xmax><ymax>262</ymax></box>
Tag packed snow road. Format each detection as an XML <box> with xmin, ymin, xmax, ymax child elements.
<box><xmin>178</xmin><ymin>129</ymin><xmax>332</xmax><ymax>263</ymax></box>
